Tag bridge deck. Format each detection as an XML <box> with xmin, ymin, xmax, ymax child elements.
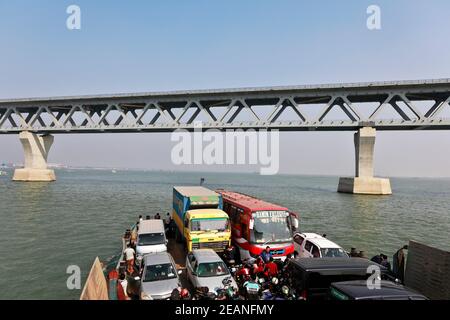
<box><xmin>1</xmin><ymin>79</ymin><xmax>450</xmax><ymax>133</ymax></box>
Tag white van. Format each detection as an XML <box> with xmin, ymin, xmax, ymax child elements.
<box><xmin>136</xmin><ymin>220</ymin><xmax>168</xmax><ymax>259</ymax></box>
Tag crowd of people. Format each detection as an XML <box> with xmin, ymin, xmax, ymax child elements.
<box><xmin>115</xmin><ymin>214</ymin><xmax>409</xmax><ymax>300</ymax></box>
<box><xmin>349</xmin><ymin>245</ymin><xmax>408</xmax><ymax>283</ymax></box>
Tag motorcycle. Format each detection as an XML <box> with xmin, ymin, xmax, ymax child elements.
<box><xmin>193</xmin><ymin>287</ymin><xmax>217</xmax><ymax>300</ymax></box>
<box><xmin>215</xmin><ymin>277</ymin><xmax>242</xmax><ymax>300</ymax></box>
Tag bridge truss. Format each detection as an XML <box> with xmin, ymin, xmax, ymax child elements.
<box><xmin>1</xmin><ymin>79</ymin><xmax>450</xmax><ymax>134</ymax></box>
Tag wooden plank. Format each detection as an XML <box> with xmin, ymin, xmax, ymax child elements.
<box><xmin>80</xmin><ymin>257</ymin><xmax>109</xmax><ymax>300</ymax></box>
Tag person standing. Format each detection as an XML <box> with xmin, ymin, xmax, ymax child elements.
<box><xmin>164</xmin><ymin>213</ymin><xmax>171</xmax><ymax>226</ymax></box>
<box><xmin>261</xmin><ymin>246</ymin><xmax>272</xmax><ymax>263</ymax></box>
<box><xmin>124</xmin><ymin>244</ymin><xmax>135</xmax><ymax>275</ymax></box>
<box><xmin>393</xmin><ymin>245</ymin><xmax>408</xmax><ymax>283</ymax></box>
<box><xmin>155</xmin><ymin>213</ymin><xmax>161</xmax><ymax>220</ymax></box>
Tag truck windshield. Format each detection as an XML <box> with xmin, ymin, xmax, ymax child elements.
<box><xmin>191</xmin><ymin>218</ymin><xmax>229</xmax><ymax>232</ymax></box>
<box><xmin>138</xmin><ymin>233</ymin><xmax>165</xmax><ymax>246</ymax></box>
<box><xmin>196</xmin><ymin>262</ymin><xmax>229</xmax><ymax>277</ymax></box>
<box><xmin>250</xmin><ymin>211</ymin><xmax>292</xmax><ymax>244</ymax></box>
<box><xmin>144</xmin><ymin>263</ymin><xmax>177</xmax><ymax>282</ymax></box>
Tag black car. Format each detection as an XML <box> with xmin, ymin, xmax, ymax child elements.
<box><xmin>329</xmin><ymin>280</ymin><xmax>428</xmax><ymax>300</ymax></box>
<box><xmin>285</xmin><ymin>257</ymin><xmax>389</xmax><ymax>300</ymax></box>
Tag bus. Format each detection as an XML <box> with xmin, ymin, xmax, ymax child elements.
<box><xmin>217</xmin><ymin>190</ymin><xmax>299</xmax><ymax>261</ymax></box>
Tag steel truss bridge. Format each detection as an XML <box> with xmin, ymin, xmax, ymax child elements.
<box><xmin>1</xmin><ymin>79</ymin><xmax>450</xmax><ymax>134</ymax></box>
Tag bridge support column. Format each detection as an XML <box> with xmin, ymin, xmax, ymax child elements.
<box><xmin>338</xmin><ymin>127</ymin><xmax>391</xmax><ymax>195</ymax></box>
<box><xmin>12</xmin><ymin>131</ymin><xmax>56</xmax><ymax>182</ymax></box>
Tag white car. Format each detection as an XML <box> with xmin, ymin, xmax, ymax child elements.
<box><xmin>293</xmin><ymin>233</ymin><xmax>349</xmax><ymax>258</ymax></box>
<box><xmin>185</xmin><ymin>249</ymin><xmax>238</xmax><ymax>293</ymax></box>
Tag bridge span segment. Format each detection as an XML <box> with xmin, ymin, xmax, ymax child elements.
<box><xmin>2</xmin><ymin>79</ymin><xmax>449</xmax><ymax>192</ymax></box>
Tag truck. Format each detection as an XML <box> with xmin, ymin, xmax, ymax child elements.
<box><xmin>172</xmin><ymin>186</ymin><xmax>231</xmax><ymax>252</ymax></box>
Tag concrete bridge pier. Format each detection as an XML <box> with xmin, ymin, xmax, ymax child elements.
<box><xmin>12</xmin><ymin>131</ymin><xmax>56</xmax><ymax>182</ymax></box>
<box><xmin>338</xmin><ymin>127</ymin><xmax>391</xmax><ymax>195</ymax></box>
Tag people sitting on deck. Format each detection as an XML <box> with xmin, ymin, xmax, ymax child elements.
<box><xmin>155</xmin><ymin>213</ymin><xmax>161</xmax><ymax>219</ymax></box>
<box><xmin>261</xmin><ymin>246</ymin><xmax>272</xmax><ymax>263</ymax></box>
<box><xmin>380</xmin><ymin>254</ymin><xmax>391</xmax><ymax>271</ymax></box>
<box><xmin>358</xmin><ymin>250</ymin><xmax>368</xmax><ymax>259</ymax></box>
<box><xmin>138</xmin><ymin>215</ymin><xmax>143</xmax><ymax>224</ymax></box>
<box><xmin>371</xmin><ymin>253</ymin><xmax>383</xmax><ymax>264</ymax></box>
<box><xmin>349</xmin><ymin>248</ymin><xmax>359</xmax><ymax>257</ymax></box>
<box><xmin>146</xmin><ymin>215</ymin><xmax>150</xmax><ymax>220</ymax></box>
<box><xmin>124</xmin><ymin>244</ymin><xmax>135</xmax><ymax>275</ymax></box>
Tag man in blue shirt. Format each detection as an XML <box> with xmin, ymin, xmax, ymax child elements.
<box><xmin>260</xmin><ymin>246</ymin><xmax>272</xmax><ymax>263</ymax></box>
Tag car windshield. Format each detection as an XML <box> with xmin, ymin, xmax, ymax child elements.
<box><xmin>196</xmin><ymin>262</ymin><xmax>229</xmax><ymax>277</ymax></box>
<box><xmin>144</xmin><ymin>263</ymin><xmax>177</xmax><ymax>282</ymax></box>
<box><xmin>191</xmin><ymin>218</ymin><xmax>229</xmax><ymax>232</ymax></box>
<box><xmin>320</xmin><ymin>248</ymin><xmax>349</xmax><ymax>258</ymax></box>
<box><xmin>138</xmin><ymin>233</ymin><xmax>165</xmax><ymax>246</ymax></box>
<box><xmin>250</xmin><ymin>211</ymin><xmax>292</xmax><ymax>244</ymax></box>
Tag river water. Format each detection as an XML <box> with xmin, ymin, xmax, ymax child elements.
<box><xmin>0</xmin><ymin>169</ymin><xmax>449</xmax><ymax>299</ymax></box>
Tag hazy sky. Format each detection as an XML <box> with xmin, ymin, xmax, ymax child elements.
<box><xmin>1</xmin><ymin>0</ymin><xmax>450</xmax><ymax>177</ymax></box>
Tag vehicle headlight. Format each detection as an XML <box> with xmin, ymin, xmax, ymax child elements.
<box><xmin>140</xmin><ymin>292</ymin><xmax>153</xmax><ymax>300</ymax></box>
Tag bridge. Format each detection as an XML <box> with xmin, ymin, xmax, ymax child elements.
<box><xmin>2</xmin><ymin>79</ymin><xmax>450</xmax><ymax>194</ymax></box>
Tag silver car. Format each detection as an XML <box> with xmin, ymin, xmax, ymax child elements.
<box><xmin>139</xmin><ymin>252</ymin><xmax>181</xmax><ymax>300</ymax></box>
<box><xmin>186</xmin><ymin>249</ymin><xmax>238</xmax><ymax>293</ymax></box>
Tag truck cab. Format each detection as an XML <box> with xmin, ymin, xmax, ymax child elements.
<box><xmin>173</xmin><ymin>186</ymin><xmax>231</xmax><ymax>252</ymax></box>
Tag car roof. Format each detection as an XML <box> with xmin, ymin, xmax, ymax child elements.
<box><xmin>138</xmin><ymin>219</ymin><xmax>165</xmax><ymax>235</ymax></box>
<box><xmin>174</xmin><ymin>186</ymin><xmax>219</xmax><ymax>197</ymax></box>
<box><xmin>191</xmin><ymin>249</ymin><xmax>223</xmax><ymax>263</ymax></box>
<box><xmin>331</xmin><ymin>280</ymin><xmax>427</xmax><ymax>300</ymax></box>
<box><xmin>296</xmin><ymin>233</ymin><xmax>343</xmax><ymax>249</ymax></box>
<box><xmin>143</xmin><ymin>252</ymin><xmax>173</xmax><ymax>265</ymax></box>
<box><xmin>290</xmin><ymin>257</ymin><xmax>386</xmax><ymax>275</ymax></box>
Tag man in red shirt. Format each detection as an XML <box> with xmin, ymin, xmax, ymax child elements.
<box><xmin>265</xmin><ymin>257</ymin><xmax>279</xmax><ymax>277</ymax></box>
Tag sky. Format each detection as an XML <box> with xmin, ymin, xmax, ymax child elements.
<box><xmin>1</xmin><ymin>0</ymin><xmax>450</xmax><ymax>177</ymax></box>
